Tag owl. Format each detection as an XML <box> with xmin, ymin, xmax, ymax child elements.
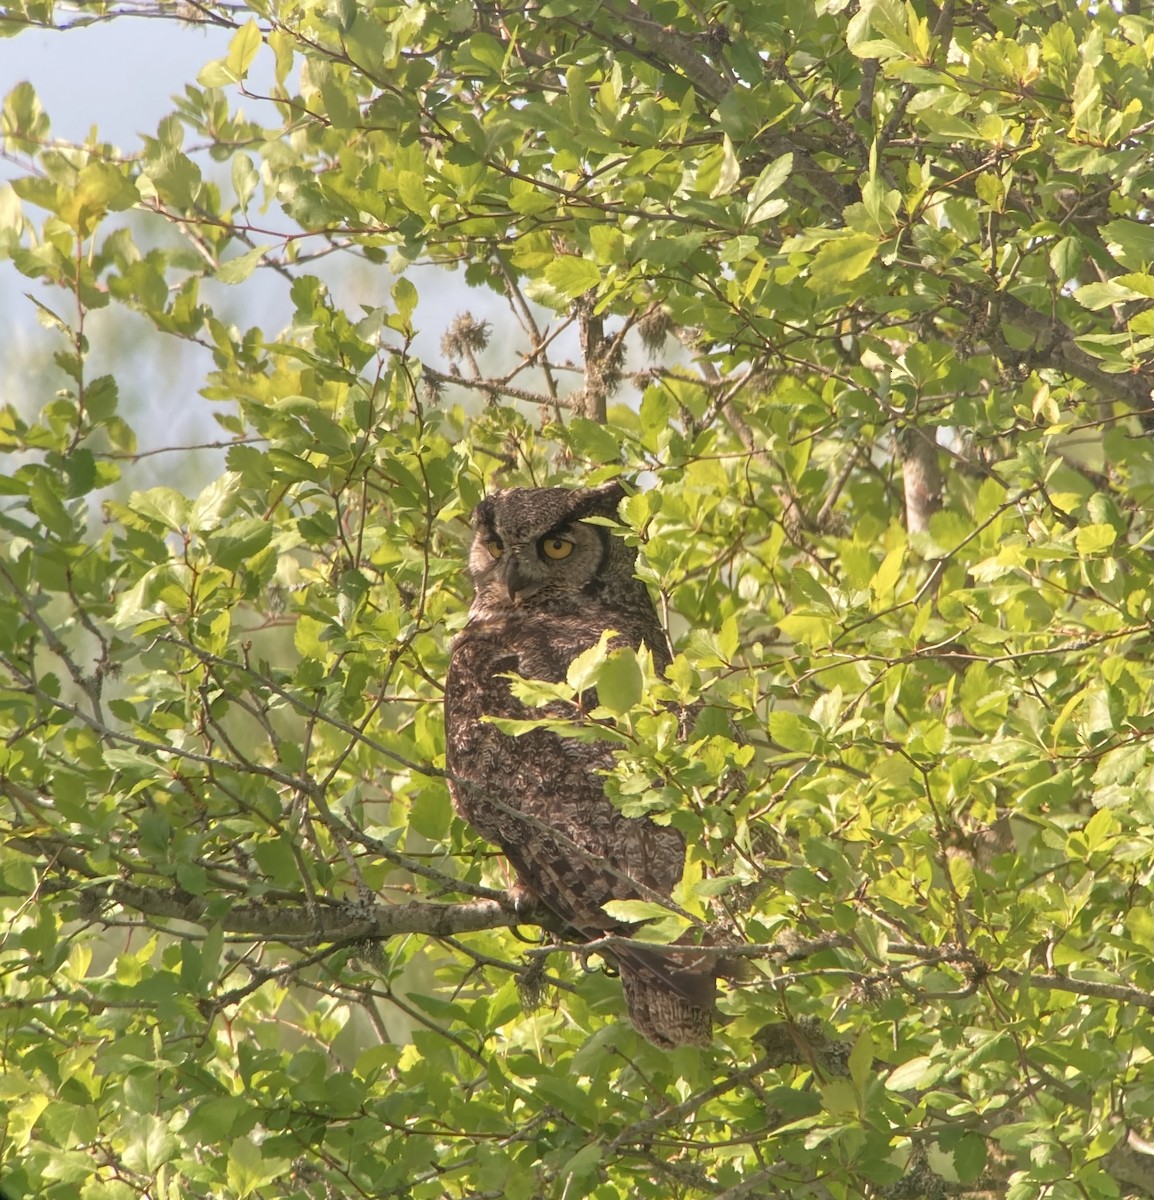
<box><xmin>444</xmin><ymin>480</ymin><xmax>714</xmax><ymax>1047</ymax></box>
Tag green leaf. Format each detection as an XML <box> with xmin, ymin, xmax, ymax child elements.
<box><xmin>1</xmin><ymin>80</ymin><xmax>48</xmax><ymax>153</ymax></box>
<box><xmin>227</xmin><ymin>1136</ymin><xmax>290</xmax><ymax>1199</ymax></box>
<box><xmin>196</xmin><ymin>24</ymin><xmax>262</xmax><ymax>88</ymax></box>
<box><xmin>567</xmin><ymin>630</ymin><xmax>615</xmax><ymax>693</ymax></box>
<box><xmin>561</xmin><ymin>1142</ymin><xmax>603</xmax><ymax>1186</ymax></box>
<box><xmin>886</xmin><ymin>1056</ymin><xmax>940</xmax><ymax>1092</ymax></box>
<box><xmin>871</xmin><ymin>545</ymin><xmax>904</xmax><ymax>604</ymax></box>
<box><xmin>848</xmin><ymin>1028</ymin><xmax>874</xmax><ymax>1094</ymax></box>
<box><xmin>1081</xmin><ymin>806</ymin><xmax>1115</xmax><ymax>852</ymax></box>
<box><xmin>589</xmin><ymin>223</ymin><xmax>624</xmax><ymax>264</ymax></box>
<box><xmin>190</xmin><ymin>472</ymin><xmax>242</xmax><ymax>531</ymax></box>
<box><xmin>129</xmin><ymin>486</ymin><xmax>191</xmax><ymax>531</ymax></box>
<box><xmin>744</xmin><ymin>152</ymin><xmax>792</xmax><ymax>224</ymax></box>
<box><xmin>1102</xmin><ymin>219</ymin><xmax>1154</xmax><ymax>269</ymax></box>
<box><xmin>769</xmin><ymin>710</ymin><xmax>818</xmax><ymax>751</ymax></box>
<box><xmin>176</xmin><ymin>862</ymin><xmax>208</xmax><ymax>895</ymax></box>
<box><xmin>711</xmin><ymin>133</ymin><xmax>741</xmax><ymax>198</ymax></box>
<box><xmin>69</xmin><ymin>161</ymin><xmax>138</xmax><ymax>232</ymax></box>
<box><xmin>953</xmin><ymin>1133</ymin><xmax>988</xmax><ymax>1183</ymax></box>
<box><xmin>639</xmin><ymin>387</ymin><xmax>675</xmax><ymax>441</ymax></box>
<box><xmin>717</xmin><ymin>614</ymin><xmax>739</xmax><ymax>660</ymax></box>
<box><xmin>41</xmin><ymin>1101</ymin><xmax>99</xmax><ymax>1148</ymax></box>
<box><xmin>601</xmin><ymin>899</ymin><xmax>671</xmax><ymax>923</ymax></box>
<box><xmin>1072</xmin><ymin>279</ymin><xmax>1148</xmax><ymax>310</ymax></box>
<box><xmin>197</xmin><ymin>58</ymin><xmax>238</xmax><ymax>88</ymax></box>
<box><xmin>227</xmin><ymin>19</ymin><xmax>263</xmax><ymax>81</ymax></box>
<box><xmin>544</xmin><ymin>255</ymin><xmax>601</xmax><ymax>299</ymax></box>
<box><xmin>27</xmin><ymin>468</ymin><xmax>75</xmax><ymax>537</ymax></box>
<box><xmin>1074</xmin><ymin>523</ymin><xmax>1116</xmax><ymax>555</ymax></box>
<box><xmin>595</xmin><ymin>648</ymin><xmax>643</xmax><ymax>714</ymax></box>
<box><xmin>396</xmin><ymin>170</ymin><xmax>431</xmax><ymax>218</ymax></box>
<box><xmin>392</xmin><ymin>275</ymin><xmax>418</xmax><ymax>324</ymax></box>
<box><xmin>206</xmin><ymin>517</ymin><xmax>272</xmax><ymax>569</ymax></box>
<box><xmin>232</xmin><ymin>153</ymin><xmax>259</xmax><ymax>211</ymax></box>
<box><xmin>217</xmin><ymin>244</ymin><xmax>271</xmax><ymax>284</ymax></box>
<box><xmin>806</xmin><ymin>232</ymin><xmax>878</xmax><ymax>291</ymax></box>
<box><xmin>566</xmin><ymin>416</ymin><xmax>622</xmax><ymax>462</ymax></box>
<box><xmin>1049</xmin><ymin>235</ymin><xmax>1083</xmax><ymax>282</ymax></box>
<box><xmin>120</xmin><ymin>1115</ymin><xmax>176</xmax><ymax>1174</ymax></box>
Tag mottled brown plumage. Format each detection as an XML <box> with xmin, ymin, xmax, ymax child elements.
<box><xmin>444</xmin><ymin>481</ymin><xmax>714</xmax><ymax>1047</ymax></box>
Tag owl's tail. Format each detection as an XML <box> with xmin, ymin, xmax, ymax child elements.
<box><xmin>617</xmin><ymin>944</ymin><xmax>715</xmax><ymax>1048</ymax></box>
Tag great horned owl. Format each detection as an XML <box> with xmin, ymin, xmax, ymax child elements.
<box><xmin>444</xmin><ymin>480</ymin><xmax>714</xmax><ymax>1047</ymax></box>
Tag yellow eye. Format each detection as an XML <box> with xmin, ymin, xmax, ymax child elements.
<box><xmin>485</xmin><ymin>538</ymin><xmax>503</xmax><ymax>559</ymax></box>
<box><xmin>541</xmin><ymin>536</ymin><xmax>573</xmax><ymax>560</ymax></box>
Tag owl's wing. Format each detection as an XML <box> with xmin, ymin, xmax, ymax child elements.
<box><xmin>445</xmin><ymin>614</ymin><xmax>714</xmax><ymax>1046</ymax></box>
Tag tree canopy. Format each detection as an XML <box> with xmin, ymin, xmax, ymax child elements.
<box><xmin>2</xmin><ymin>0</ymin><xmax>1154</xmax><ymax>1196</ymax></box>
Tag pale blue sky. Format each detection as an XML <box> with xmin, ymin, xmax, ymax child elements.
<box><xmin>0</xmin><ymin>16</ymin><xmax>615</xmax><ymax>491</ymax></box>
<box><xmin>1</xmin><ymin>19</ymin><xmax>242</xmax><ymax>484</ymax></box>
<box><xmin>0</xmin><ymin>18</ymin><xmax>235</xmax><ymax>156</ymax></box>
<box><xmin>0</xmin><ymin>17</ymin><xmax>489</xmax><ymax>485</ymax></box>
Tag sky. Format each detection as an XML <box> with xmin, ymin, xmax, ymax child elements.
<box><xmin>0</xmin><ymin>18</ymin><xmax>236</xmax><ymax>154</ymax></box>
<box><xmin>0</xmin><ymin>15</ymin><xmax>528</xmax><ymax>491</ymax></box>
<box><xmin>0</xmin><ymin>13</ymin><xmax>655</xmax><ymax>502</ymax></box>
<box><xmin>1</xmin><ymin>17</ymin><xmax>277</xmax><ymax>486</ymax></box>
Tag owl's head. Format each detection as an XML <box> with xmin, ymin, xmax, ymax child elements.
<box><xmin>466</xmin><ymin>480</ymin><xmax>632</xmax><ymax>614</ymax></box>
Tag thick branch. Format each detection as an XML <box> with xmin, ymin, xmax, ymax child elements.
<box><xmin>995</xmin><ymin>967</ymin><xmax>1154</xmax><ymax>1012</ymax></box>
<box><xmin>604</xmin><ymin>1</ymin><xmax>730</xmax><ymax>103</ymax></box>
<box><xmin>576</xmin><ymin>294</ymin><xmax>610</xmax><ymax>422</ymax></box>
<box><xmin>52</xmin><ymin>876</ymin><xmax>544</xmax><ymax>941</ymax></box>
<box><xmin>972</xmin><ymin>288</ymin><xmax>1154</xmax><ymax>418</ymax></box>
<box><xmin>600</xmin><ymin>2</ymin><xmax>855</xmax><ymax>211</ymax></box>
<box><xmin>900</xmin><ymin>423</ymin><xmax>943</xmax><ymax>535</ymax></box>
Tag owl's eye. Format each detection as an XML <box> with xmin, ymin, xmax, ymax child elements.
<box><xmin>541</xmin><ymin>535</ymin><xmax>574</xmax><ymax>560</ymax></box>
<box><xmin>485</xmin><ymin>538</ymin><xmax>503</xmax><ymax>559</ymax></box>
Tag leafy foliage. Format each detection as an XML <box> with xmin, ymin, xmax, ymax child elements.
<box><xmin>3</xmin><ymin>0</ymin><xmax>1154</xmax><ymax>1196</ymax></box>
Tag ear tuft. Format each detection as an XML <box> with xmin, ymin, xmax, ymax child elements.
<box><xmin>583</xmin><ymin>478</ymin><xmax>628</xmax><ymax>514</ymax></box>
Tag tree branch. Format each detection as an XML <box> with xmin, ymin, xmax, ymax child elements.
<box><xmin>900</xmin><ymin>423</ymin><xmax>943</xmax><ymax>535</ymax></box>
<box><xmin>994</xmin><ymin>967</ymin><xmax>1154</xmax><ymax>1013</ymax></box>
<box><xmin>967</xmin><ymin>287</ymin><xmax>1154</xmax><ymax>418</ymax></box>
<box><xmin>599</xmin><ymin>1</ymin><xmax>855</xmax><ymax>211</ymax></box>
<box><xmin>424</xmin><ymin>364</ymin><xmax>571</xmax><ymax>409</ymax></box>
<box><xmin>49</xmin><ymin>875</ymin><xmax>542</xmax><ymax>942</ymax></box>
<box><xmin>604</xmin><ymin>0</ymin><xmax>730</xmax><ymax>103</ymax></box>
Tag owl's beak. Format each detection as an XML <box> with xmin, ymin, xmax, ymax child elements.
<box><xmin>502</xmin><ymin>554</ymin><xmax>537</xmax><ymax>605</ymax></box>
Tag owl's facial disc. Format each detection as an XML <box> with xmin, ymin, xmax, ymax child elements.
<box><xmin>467</xmin><ymin>486</ymin><xmax>625</xmax><ymax>616</ymax></box>
<box><xmin>474</xmin><ymin>524</ymin><xmax>595</xmax><ymax>607</ymax></box>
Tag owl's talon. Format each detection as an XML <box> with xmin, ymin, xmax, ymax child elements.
<box><xmin>504</xmin><ymin>884</ymin><xmax>541</xmax><ymax>922</ymax></box>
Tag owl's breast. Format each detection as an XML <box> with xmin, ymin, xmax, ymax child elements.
<box><xmin>443</xmin><ymin>616</ymin><xmax>612</xmax><ymax>831</ymax></box>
